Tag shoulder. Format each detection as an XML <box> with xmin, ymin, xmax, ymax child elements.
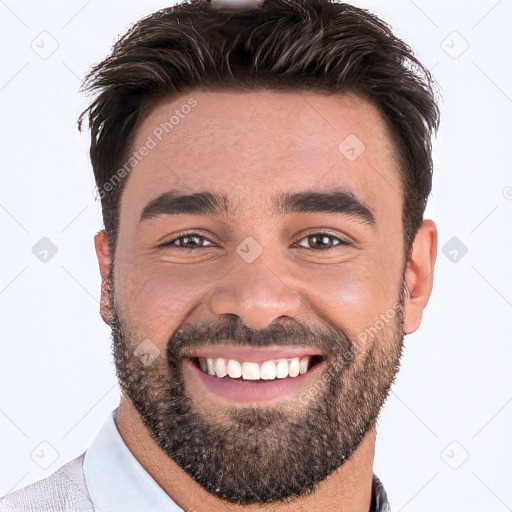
<box><xmin>0</xmin><ymin>453</ymin><xmax>95</xmax><ymax>512</ymax></box>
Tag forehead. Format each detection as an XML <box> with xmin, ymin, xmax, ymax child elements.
<box><xmin>122</xmin><ymin>90</ymin><xmax>402</xmax><ymax>225</ymax></box>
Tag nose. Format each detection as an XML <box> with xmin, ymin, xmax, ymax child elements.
<box><xmin>208</xmin><ymin>256</ymin><xmax>302</xmax><ymax>331</ymax></box>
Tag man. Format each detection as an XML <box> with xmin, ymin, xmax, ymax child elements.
<box><xmin>1</xmin><ymin>0</ymin><xmax>439</xmax><ymax>510</ymax></box>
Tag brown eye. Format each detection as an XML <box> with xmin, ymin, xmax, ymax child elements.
<box><xmin>160</xmin><ymin>234</ymin><xmax>214</xmax><ymax>250</ymax></box>
<box><xmin>295</xmin><ymin>233</ymin><xmax>348</xmax><ymax>251</ymax></box>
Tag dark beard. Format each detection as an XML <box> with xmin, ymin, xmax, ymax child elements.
<box><xmin>107</xmin><ymin>264</ymin><xmax>405</xmax><ymax>506</ymax></box>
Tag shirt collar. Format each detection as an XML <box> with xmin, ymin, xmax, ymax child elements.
<box><xmin>84</xmin><ymin>408</ymin><xmax>390</xmax><ymax>512</ymax></box>
<box><xmin>83</xmin><ymin>407</ymin><xmax>182</xmax><ymax>512</ymax></box>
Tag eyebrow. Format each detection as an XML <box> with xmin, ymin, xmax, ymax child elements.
<box><xmin>139</xmin><ymin>188</ymin><xmax>375</xmax><ymax>227</ymax></box>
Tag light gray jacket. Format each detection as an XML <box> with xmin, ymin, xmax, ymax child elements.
<box><xmin>1</xmin><ymin>454</ymin><xmax>95</xmax><ymax>512</ymax></box>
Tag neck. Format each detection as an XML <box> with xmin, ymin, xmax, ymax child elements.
<box><xmin>116</xmin><ymin>395</ymin><xmax>376</xmax><ymax>512</ymax></box>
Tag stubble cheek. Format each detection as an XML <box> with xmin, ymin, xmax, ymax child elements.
<box><xmin>115</xmin><ymin>266</ymin><xmax>208</xmax><ymax>350</ymax></box>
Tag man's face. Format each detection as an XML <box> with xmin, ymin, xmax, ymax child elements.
<box><xmin>106</xmin><ymin>91</ymin><xmax>408</xmax><ymax>505</ymax></box>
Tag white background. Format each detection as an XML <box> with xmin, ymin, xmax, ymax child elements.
<box><xmin>1</xmin><ymin>1</ymin><xmax>511</xmax><ymax>510</ymax></box>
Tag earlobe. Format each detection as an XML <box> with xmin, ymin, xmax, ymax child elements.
<box><xmin>403</xmin><ymin>219</ymin><xmax>438</xmax><ymax>335</ymax></box>
<box><xmin>94</xmin><ymin>230</ymin><xmax>112</xmax><ymax>325</ymax></box>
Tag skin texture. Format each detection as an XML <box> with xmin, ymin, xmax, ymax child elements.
<box><xmin>94</xmin><ymin>90</ymin><xmax>437</xmax><ymax>512</ymax></box>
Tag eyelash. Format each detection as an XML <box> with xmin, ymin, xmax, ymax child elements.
<box><xmin>159</xmin><ymin>232</ymin><xmax>351</xmax><ymax>252</ymax></box>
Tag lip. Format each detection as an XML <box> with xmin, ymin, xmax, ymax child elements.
<box><xmin>188</xmin><ymin>344</ymin><xmax>322</xmax><ymax>364</ymax></box>
<box><xmin>183</xmin><ymin>355</ymin><xmax>327</xmax><ymax>404</ymax></box>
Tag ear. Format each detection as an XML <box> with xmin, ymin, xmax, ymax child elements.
<box><xmin>94</xmin><ymin>230</ymin><xmax>112</xmax><ymax>325</ymax></box>
<box><xmin>403</xmin><ymin>219</ymin><xmax>437</xmax><ymax>335</ymax></box>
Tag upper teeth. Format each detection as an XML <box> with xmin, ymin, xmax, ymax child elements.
<box><xmin>198</xmin><ymin>356</ymin><xmax>312</xmax><ymax>380</ymax></box>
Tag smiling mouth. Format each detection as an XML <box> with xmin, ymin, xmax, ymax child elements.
<box><xmin>190</xmin><ymin>354</ymin><xmax>325</xmax><ymax>382</ymax></box>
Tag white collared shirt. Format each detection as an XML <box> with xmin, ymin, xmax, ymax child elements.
<box><xmin>83</xmin><ymin>408</ymin><xmax>183</xmax><ymax>512</ymax></box>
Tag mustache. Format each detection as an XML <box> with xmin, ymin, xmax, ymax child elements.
<box><xmin>167</xmin><ymin>314</ymin><xmax>353</xmax><ymax>361</ymax></box>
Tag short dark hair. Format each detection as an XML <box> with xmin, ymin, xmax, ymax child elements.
<box><xmin>79</xmin><ymin>0</ymin><xmax>440</xmax><ymax>260</ymax></box>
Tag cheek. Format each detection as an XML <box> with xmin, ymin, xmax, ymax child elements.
<box><xmin>116</xmin><ymin>262</ymin><xmax>218</xmax><ymax>343</ymax></box>
<box><xmin>297</xmin><ymin>262</ymin><xmax>401</xmax><ymax>339</ymax></box>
